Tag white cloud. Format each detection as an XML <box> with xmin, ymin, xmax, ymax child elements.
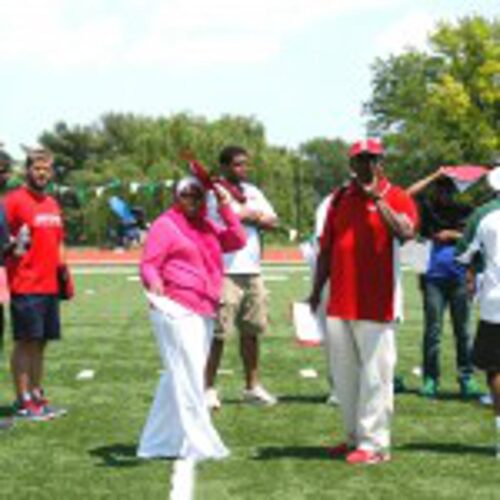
<box><xmin>0</xmin><ymin>0</ymin><xmax>402</xmax><ymax>68</ymax></box>
<box><xmin>375</xmin><ymin>11</ymin><xmax>436</xmax><ymax>56</ymax></box>
<box><xmin>0</xmin><ymin>0</ymin><xmax>124</xmax><ymax>67</ymax></box>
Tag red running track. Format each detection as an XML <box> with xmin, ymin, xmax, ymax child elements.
<box><xmin>66</xmin><ymin>247</ymin><xmax>303</xmax><ymax>265</ymax></box>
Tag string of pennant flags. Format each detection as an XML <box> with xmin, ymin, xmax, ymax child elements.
<box><xmin>4</xmin><ymin>178</ymin><xmax>176</xmax><ymax>204</ymax></box>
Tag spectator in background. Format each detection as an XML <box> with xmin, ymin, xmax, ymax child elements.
<box><xmin>4</xmin><ymin>149</ymin><xmax>68</xmax><ymax>421</ymax></box>
<box><xmin>456</xmin><ymin>167</ymin><xmax>500</xmax><ymax>459</ymax></box>
<box><xmin>205</xmin><ymin>145</ymin><xmax>279</xmax><ymax>410</ymax></box>
<box><xmin>312</xmin><ymin>192</ymin><xmax>338</xmax><ymax>405</ymax></box>
<box><xmin>137</xmin><ymin>176</ymin><xmax>245</xmax><ymax>461</ymax></box>
<box><xmin>407</xmin><ymin>168</ymin><xmax>481</xmax><ymax>399</ymax></box>
<box><xmin>309</xmin><ymin>138</ymin><xmax>418</xmax><ymax>465</ymax></box>
<box><xmin>0</xmin><ymin>149</ymin><xmax>13</xmax><ymax>351</ymax></box>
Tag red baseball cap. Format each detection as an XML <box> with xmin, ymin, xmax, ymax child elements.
<box><xmin>348</xmin><ymin>138</ymin><xmax>384</xmax><ymax>158</ymax></box>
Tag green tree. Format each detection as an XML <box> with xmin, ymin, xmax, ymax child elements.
<box><xmin>366</xmin><ymin>16</ymin><xmax>500</xmax><ymax>186</ymax></box>
<box><xmin>39</xmin><ymin>112</ymin><xmax>318</xmax><ymax>244</ymax></box>
<box><xmin>299</xmin><ymin>138</ymin><xmax>350</xmax><ymax>202</ymax></box>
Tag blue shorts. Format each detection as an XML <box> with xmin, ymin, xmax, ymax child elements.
<box><xmin>10</xmin><ymin>294</ymin><xmax>61</xmax><ymax>341</ymax></box>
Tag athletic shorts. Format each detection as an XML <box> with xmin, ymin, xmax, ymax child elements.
<box><xmin>214</xmin><ymin>274</ymin><xmax>268</xmax><ymax>340</ymax></box>
<box><xmin>10</xmin><ymin>294</ymin><xmax>61</xmax><ymax>341</ymax></box>
<box><xmin>472</xmin><ymin>320</ymin><xmax>500</xmax><ymax>372</ymax></box>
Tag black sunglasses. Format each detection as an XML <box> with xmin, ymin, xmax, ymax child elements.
<box><xmin>179</xmin><ymin>190</ymin><xmax>204</xmax><ymax>200</ymax></box>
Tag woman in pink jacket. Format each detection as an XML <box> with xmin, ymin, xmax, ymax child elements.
<box><xmin>137</xmin><ymin>176</ymin><xmax>246</xmax><ymax>461</ymax></box>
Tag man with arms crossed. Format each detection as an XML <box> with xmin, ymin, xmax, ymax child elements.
<box><xmin>310</xmin><ymin>139</ymin><xmax>418</xmax><ymax>464</ymax></box>
<box><xmin>206</xmin><ymin>145</ymin><xmax>278</xmax><ymax>409</ymax></box>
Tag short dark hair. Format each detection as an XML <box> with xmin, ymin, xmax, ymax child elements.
<box><xmin>435</xmin><ymin>175</ymin><xmax>456</xmax><ymax>193</ymax></box>
<box><xmin>24</xmin><ymin>149</ymin><xmax>53</xmax><ymax>169</ymax></box>
<box><xmin>219</xmin><ymin>145</ymin><xmax>248</xmax><ymax>166</ymax></box>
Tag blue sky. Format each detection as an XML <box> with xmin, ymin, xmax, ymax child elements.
<box><xmin>0</xmin><ymin>0</ymin><xmax>498</xmax><ymax>157</ymax></box>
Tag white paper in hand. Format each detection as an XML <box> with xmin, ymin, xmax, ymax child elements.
<box><xmin>293</xmin><ymin>301</ymin><xmax>323</xmax><ymax>346</ymax></box>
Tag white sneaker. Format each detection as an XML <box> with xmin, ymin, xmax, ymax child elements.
<box><xmin>480</xmin><ymin>394</ymin><xmax>493</xmax><ymax>406</ymax></box>
<box><xmin>325</xmin><ymin>393</ymin><xmax>339</xmax><ymax>406</ymax></box>
<box><xmin>242</xmin><ymin>385</ymin><xmax>277</xmax><ymax>406</ymax></box>
<box><xmin>205</xmin><ymin>387</ymin><xmax>221</xmax><ymax>410</ymax></box>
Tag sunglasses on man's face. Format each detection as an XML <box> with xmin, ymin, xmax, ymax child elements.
<box><xmin>179</xmin><ymin>189</ymin><xmax>204</xmax><ymax>200</ymax></box>
<box><xmin>350</xmin><ymin>155</ymin><xmax>380</xmax><ymax>168</ymax></box>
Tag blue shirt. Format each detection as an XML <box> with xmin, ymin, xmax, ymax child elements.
<box><xmin>427</xmin><ymin>242</ymin><xmax>466</xmax><ymax>282</ymax></box>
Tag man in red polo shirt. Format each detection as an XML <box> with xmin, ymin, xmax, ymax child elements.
<box><xmin>4</xmin><ymin>149</ymin><xmax>66</xmax><ymax>421</ymax></box>
<box><xmin>309</xmin><ymin>138</ymin><xmax>418</xmax><ymax>464</ymax></box>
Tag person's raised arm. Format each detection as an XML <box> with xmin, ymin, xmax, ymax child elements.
<box><xmin>212</xmin><ymin>184</ymin><xmax>247</xmax><ymax>252</ymax></box>
<box><xmin>406</xmin><ymin>167</ymin><xmax>446</xmax><ymax>197</ymax></box>
<box><xmin>372</xmin><ymin>196</ymin><xmax>416</xmax><ymax>241</ymax></box>
<box><xmin>360</xmin><ymin>170</ymin><xmax>417</xmax><ymax>241</ymax></box>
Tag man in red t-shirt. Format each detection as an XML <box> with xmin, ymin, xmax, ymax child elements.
<box><xmin>309</xmin><ymin>138</ymin><xmax>418</xmax><ymax>465</ymax></box>
<box><xmin>4</xmin><ymin>149</ymin><xmax>67</xmax><ymax>421</ymax></box>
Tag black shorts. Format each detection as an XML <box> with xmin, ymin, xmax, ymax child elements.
<box><xmin>10</xmin><ymin>294</ymin><xmax>61</xmax><ymax>341</ymax></box>
<box><xmin>472</xmin><ymin>320</ymin><xmax>500</xmax><ymax>372</ymax></box>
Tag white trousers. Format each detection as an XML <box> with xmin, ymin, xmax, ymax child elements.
<box><xmin>137</xmin><ymin>302</ymin><xmax>229</xmax><ymax>461</ymax></box>
<box><xmin>326</xmin><ymin>318</ymin><xmax>396</xmax><ymax>452</ymax></box>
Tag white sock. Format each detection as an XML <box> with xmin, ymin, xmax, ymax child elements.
<box><xmin>495</xmin><ymin>416</ymin><xmax>500</xmax><ymax>432</ymax></box>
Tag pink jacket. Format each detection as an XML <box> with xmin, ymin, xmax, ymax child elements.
<box><xmin>140</xmin><ymin>204</ymin><xmax>246</xmax><ymax>316</ymax></box>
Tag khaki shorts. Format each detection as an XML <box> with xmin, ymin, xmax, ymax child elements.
<box><xmin>214</xmin><ymin>274</ymin><xmax>268</xmax><ymax>340</ymax></box>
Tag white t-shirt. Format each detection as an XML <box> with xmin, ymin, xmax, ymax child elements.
<box><xmin>456</xmin><ymin>199</ymin><xmax>500</xmax><ymax>323</ymax></box>
<box><xmin>207</xmin><ymin>182</ymin><xmax>277</xmax><ymax>275</ymax></box>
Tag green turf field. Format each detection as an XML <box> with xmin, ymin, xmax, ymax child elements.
<box><xmin>0</xmin><ymin>266</ymin><xmax>497</xmax><ymax>499</ymax></box>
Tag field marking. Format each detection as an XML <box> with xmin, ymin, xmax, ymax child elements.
<box><xmin>299</xmin><ymin>368</ymin><xmax>318</xmax><ymax>379</ymax></box>
<box><xmin>170</xmin><ymin>458</ymin><xmax>196</xmax><ymax>500</ymax></box>
<box><xmin>76</xmin><ymin>369</ymin><xmax>95</xmax><ymax>380</ymax></box>
<box><xmin>72</xmin><ymin>265</ymin><xmax>309</xmax><ymax>276</ymax></box>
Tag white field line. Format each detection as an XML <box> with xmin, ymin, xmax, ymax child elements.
<box><xmin>170</xmin><ymin>458</ymin><xmax>196</xmax><ymax>500</ymax></box>
<box><xmin>72</xmin><ymin>264</ymin><xmax>415</xmax><ymax>276</ymax></box>
<box><xmin>71</xmin><ymin>265</ymin><xmax>310</xmax><ymax>276</ymax></box>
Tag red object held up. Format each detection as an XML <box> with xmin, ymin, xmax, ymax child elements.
<box><xmin>187</xmin><ymin>156</ymin><xmax>247</xmax><ymax>203</ymax></box>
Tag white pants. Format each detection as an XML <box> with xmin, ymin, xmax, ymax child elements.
<box><xmin>137</xmin><ymin>301</ymin><xmax>229</xmax><ymax>461</ymax></box>
<box><xmin>326</xmin><ymin>318</ymin><xmax>396</xmax><ymax>452</ymax></box>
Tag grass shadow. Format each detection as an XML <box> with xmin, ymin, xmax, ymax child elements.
<box><xmin>252</xmin><ymin>446</ymin><xmax>331</xmax><ymax>461</ymax></box>
<box><xmin>399</xmin><ymin>442</ymin><xmax>493</xmax><ymax>456</ymax></box>
<box><xmin>0</xmin><ymin>406</ymin><xmax>13</xmax><ymax>418</ymax></box>
<box><xmin>221</xmin><ymin>394</ymin><xmax>327</xmax><ymax>406</ymax></box>
<box><xmin>276</xmin><ymin>394</ymin><xmax>327</xmax><ymax>404</ymax></box>
<box><xmin>396</xmin><ymin>389</ymin><xmax>484</xmax><ymax>404</ymax></box>
<box><xmin>89</xmin><ymin>443</ymin><xmax>143</xmax><ymax>468</ymax></box>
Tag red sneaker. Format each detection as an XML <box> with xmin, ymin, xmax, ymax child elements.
<box><xmin>346</xmin><ymin>448</ymin><xmax>390</xmax><ymax>465</ymax></box>
<box><xmin>34</xmin><ymin>397</ymin><xmax>67</xmax><ymax>418</ymax></box>
<box><xmin>15</xmin><ymin>399</ymin><xmax>51</xmax><ymax>422</ymax></box>
<box><xmin>327</xmin><ymin>442</ymin><xmax>352</xmax><ymax>458</ymax></box>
